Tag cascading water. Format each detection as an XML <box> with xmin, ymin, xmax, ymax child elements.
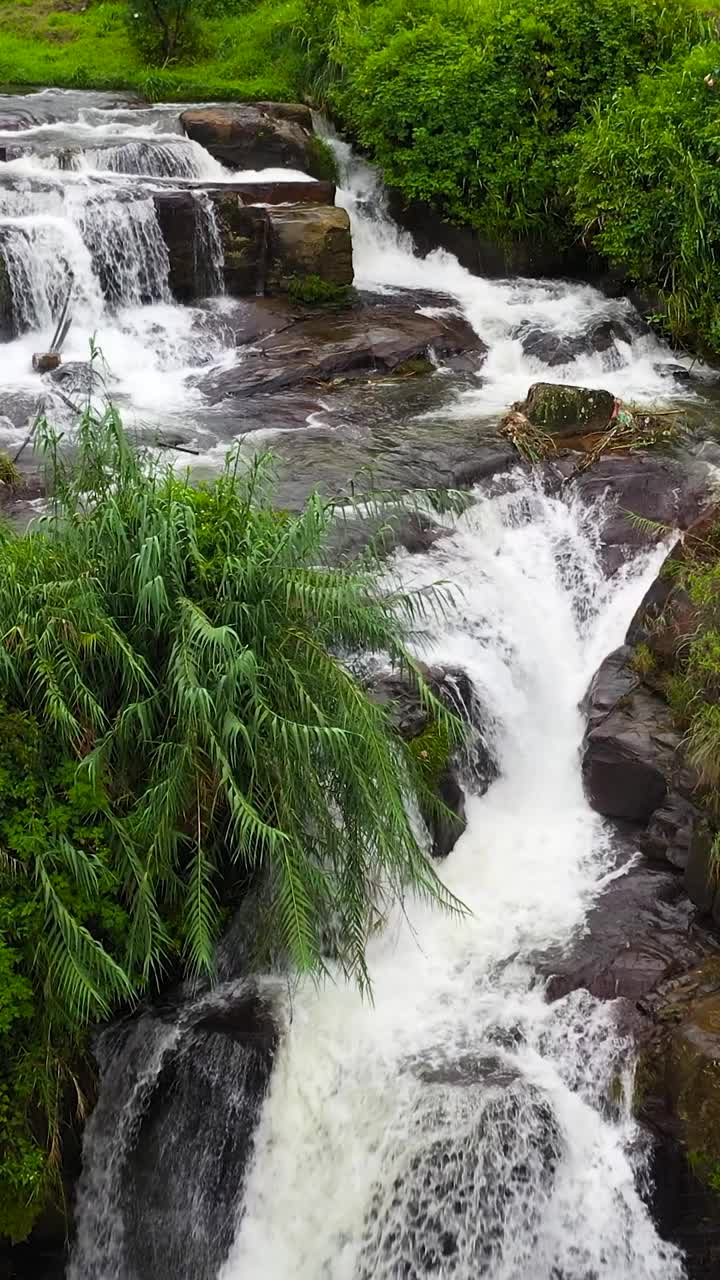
<box><xmin>216</xmin><ymin>478</ymin><xmax>683</xmax><ymax>1280</ymax></box>
<box><xmin>6</xmin><ymin>93</ymin><xmax>707</xmax><ymax>1278</ymax></box>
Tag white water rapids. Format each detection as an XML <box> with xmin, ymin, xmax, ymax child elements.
<box><xmin>1</xmin><ymin>91</ymin><xmax>705</xmax><ymax>1278</ymax></box>
<box><xmin>219</xmin><ymin>480</ymin><xmax>682</xmax><ymax>1280</ymax></box>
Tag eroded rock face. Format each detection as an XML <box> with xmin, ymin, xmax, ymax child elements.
<box><xmin>180</xmin><ymin>104</ymin><xmax>325</xmax><ymax>176</ymax></box>
<box><xmin>267</xmin><ymin>205</ymin><xmax>354</xmax><ymax>289</ymax></box>
<box><xmin>213</xmin><ymin>198</ymin><xmax>269</xmax><ymax>296</ymax></box>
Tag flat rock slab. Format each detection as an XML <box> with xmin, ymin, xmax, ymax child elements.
<box><xmin>200</xmin><ymin>305</ymin><xmax>486</xmax><ymax>401</ymax></box>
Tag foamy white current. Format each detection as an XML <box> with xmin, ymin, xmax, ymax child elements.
<box><xmin>11</xmin><ymin>93</ymin><xmax>692</xmax><ymax>1278</ymax></box>
<box><xmin>221</xmin><ymin>479</ymin><xmax>683</xmax><ymax>1280</ymax></box>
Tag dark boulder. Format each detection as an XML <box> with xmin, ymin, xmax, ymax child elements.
<box><xmin>0</xmin><ymin>249</ymin><xmax>16</xmax><ymax>340</ymax></box>
<box><xmin>180</xmin><ymin>104</ymin><xmax>325</xmax><ymax>176</ymax></box>
<box><xmin>582</xmin><ymin>646</ymin><xmax>684</xmax><ymax>823</ymax></box>
<box><xmin>519</xmin><ymin>319</ymin><xmax>632</xmax><ymax>368</ymax></box>
<box><xmin>543</xmin><ymin>860</ymin><xmax>706</xmax><ymax>1002</ymax></box>
<box><xmin>153</xmin><ymin>191</ymin><xmax>224</xmax><ymax>301</ymax></box>
<box><xmin>637</xmin><ymin>957</ymin><xmax>720</xmax><ymax>1280</ymax></box>
<box><xmin>520</xmin><ymin>382</ymin><xmax>616</xmax><ymax>437</ymax></box>
<box><xmin>69</xmin><ymin>986</ymin><xmax>278</xmax><ymax>1280</ymax></box>
<box><xmin>213</xmin><ymin>197</ymin><xmax>269</xmax><ymax>296</ymax></box>
<box><xmin>366</xmin><ymin>663</ymin><xmax>495</xmax><ymax>859</ymax></box>
<box><xmin>200</xmin><ymin>305</ymin><xmax>486</xmax><ymax>401</ymax></box>
<box><xmin>559</xmin><ymin>452</ymin><xmax>714</xmax><ymax>563</ymax></box>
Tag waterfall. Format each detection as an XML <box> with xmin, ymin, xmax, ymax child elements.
<box><xmin>216</xmin><ymin>478</ymin><xmax>682</xmax><ymax>1280</ymax></box>
<box><xmin>328</xmin><ymin>133</ymin><xmax>702</xmax><ymax>411</ymax></box>
<box><xmin>66</xmin><ymin>475</ymin><xmax>685</xmax><ymax>1280</ymax></box>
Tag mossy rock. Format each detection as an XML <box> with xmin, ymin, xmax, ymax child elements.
<box><xmin>522</xmin><ymin>383</ymin><xmax>615</xmax><ymax>437</ymax></box>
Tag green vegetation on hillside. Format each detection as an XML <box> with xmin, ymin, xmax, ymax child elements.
<box><xmin>569</xmin><ymin>48</ymin><xmax>720</xmax><ymax>354</ymax></box>
<box><xmin>0</xmin><ymin>0</ymin><xmax>304</xmax><ymax>102</ymax></box>
<box><xmin>5</xmin><ymin>0</ymin><xmax>720</xmax><ymax>351</ymax></box>
<box><xmin>0</xmin><ymin>403</ymin><xmax>462</xmax><ymax>1239</ymax></box>
<box><xmin>297</xmin><ymin>0</ymin><xmax>711</xmax><ymax>246</ymax></box>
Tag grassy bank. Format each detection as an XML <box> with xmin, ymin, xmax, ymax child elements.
<box><xmin>0</xmin><ymin>0</ymin><xmax>304</xmax><ymax>102</ymax></box>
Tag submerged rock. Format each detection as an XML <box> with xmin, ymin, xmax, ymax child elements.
<box><xmin>200</xmin><ymin>303</ymin><xmax>485</xmax><ymax>400</ymax></box>
<box><xmin>518</xmin><ymin>319</ymin><xmax>632</xmax><ymax>368</ymax></box>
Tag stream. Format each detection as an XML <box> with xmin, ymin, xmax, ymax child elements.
<box><xmin>1</xmin><ymin>89</ymin><xmax>714</xmax><ymax>1279</ymax></box>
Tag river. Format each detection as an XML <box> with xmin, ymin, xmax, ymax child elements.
<box><xmin>0</xmin><ymin>88</ymin><xmax>710</xmax><ymax>1279</ymax></box>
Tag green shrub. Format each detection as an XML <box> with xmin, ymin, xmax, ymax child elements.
<box><xmin>286</xmin><ymin>272</ymin><xmax>352</xmax><ymax>304</ymax></box>
<box><xmin>568</xmin><ymin>44</ymin><xmax>720</xmax><ymax>353</ymax></box>
<box><xmin>296</xmin><ymin>0</ymin><xmax>711</xmax><ymax>246</ymax></box>
<box><xmin>0</xmin><ymin>400</ymin><xmax>466</xmax><ymax>1237</ymax></box>
<box><xmin>125</xmin><ymin>0</ymin><xmax>204</xmax><ymax>64</ymax></box>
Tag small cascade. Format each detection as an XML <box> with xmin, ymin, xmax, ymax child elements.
<box><xmin>78</xmin><ymin>192</ymin><xmax>171</xmax><ymax>308</ymax></box>
<box><xmin>68</xmin><ymin>984</ymin><xmax>279</xmax><ymax>1280</ymax></box>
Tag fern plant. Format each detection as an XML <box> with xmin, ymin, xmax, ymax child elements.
<box><xmin>1</xmin><ymin>403</ymin><xmax>463</xmax><ymax>998</ymax></box>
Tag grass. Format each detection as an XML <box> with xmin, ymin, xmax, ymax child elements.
<box><xmin>0</xmin><ymin>0</ymin><xmax>305</xmax><ymax>102</ymax></box>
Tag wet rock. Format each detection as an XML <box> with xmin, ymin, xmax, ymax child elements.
<box><xmin>267</xmin><ymin>205</ymin><xmax>353</xmax><ymax>290</ymax></box>
<box><xmin>627</xmin><ymin>505</ymin><xmax>720</xmax><ymax>666</ymax></box>
<box><xmin>70</xmin><ymin>987</ymin><xmax>278</xmax><ymax>1280</ymax></box>
<box><xmin>543</xmin><ymin>861</ymin><xmax>705</xmax><ymax>1002</ymax></box>
<box><xmin>0</xmin><ymin>249</ymin><xmax>16</xmax><ymax>340</ymax></box>
<box><xmin>326</xmin><ymin>508</ymin><xmax>451</xmax><ymax>563</ymax></box>
<box><xmin>366</xmin><ymin>663</ymin><xmax>495</xmax><ymax>859</ymax></box>
<box><xmin>519</xmin><ymin>319</ymin><xmax>632</xmax><ymax>367</ymax></box>
<box><xmin>563</xmin><ymin>452</ymin><xmax>714</xmax><ymax>559</ymax></box>
<box><xmin>583</xmin><ymin>646</ymin><xmax>684</xmax><ymax>823</ymax></box>
<box><xmin>212</xmin><ymin>197</ymin><xmax>269</xmax><ymax>296</ymax></box>
<box><xmin>32</xmin><ymin>353</ymin><xmax>60</xmax><ymax>373</ymax></box>
<box><xmin>231</xmin><ymin>180</ymin><xmax>335</xmax><ymax>207</ymax></box>
<box><xmin>520</xmin><ymin>383</ymin><xmax>616</xmax><ymax>437</ymax></box>
<box><xmin>48</xmin><ymin>360</ymin><xmax>97</xmax><ymax>399</ymax></box>
<box><xmin>200</xmin><ymin>304</ymin><xmax>485</xmax><ymax>400</ymax></box>
<box><xmin>637</xmin><ymin>957</ymin><xmax>720</xmax><ymax>1279</ymax></box>
<box><xmin>153</xmin><ymin>191</ymin><xmax>215</xmax><ymax>300</ymax></box>
<box><xmin>685</xmin><ymin>824</ymin><xmax>720</xmax><ymax>918</ymax></box>
<box><xmin>181</xmin><ymin>104</ymin><xmax>321</xmax><ymax>175</ymax></box>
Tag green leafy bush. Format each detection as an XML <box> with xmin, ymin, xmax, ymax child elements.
<box><xmin>125</xmin><ymin>0</ymin><xmax>204</xmax><ymax>63</ymax></box>
<box><xmin>568</xmin><ymin>44</ymin><xmax>720</xmax><ymax>352</ymax></box>
<box><xmin>296</xmin><ymin>0</ymin><xmax>710</xmax><ymax>246</ymax></box>
<box><xmin>0</xmin><ymin>402</ymin><xmax>464</xmax><ymax>1238</ymax></box>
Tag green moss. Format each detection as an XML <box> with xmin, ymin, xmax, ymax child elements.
<box><xmin>407</xmin><ymin>717</ymin><xmax>452</xmax><ymax>786</ymax></box>
<box><xmin>286</xmin><ymin>273</ymin><xmax>352</xmax><ymax>306</ymax></box>
<box><xmin>306</xmin><ymin>134</ymin><xmax>339</xmax><ymax>182</ymax></box>
<box><xmin>0</xmin><ymin>453</ymin><xmax>21</xmax><ymax>490</ymax></box>
<box><xmin>631</xmin><ymin>643</ymin><xmax>657</xmax><ymax>677</ymax></box>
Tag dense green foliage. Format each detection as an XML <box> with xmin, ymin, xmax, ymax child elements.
<box><xmin>569</xmin><ymin>48</ymin><xmax>720</xmax><ymax>352</ymax></box>
<box><xmin>296</xmin><ymin>0</ymin><xmax>711</xmax><ymax>246</ymax></box>
<box><xmin>0</xmin><ymin>405</ymin><xmax>462</xmax><ymax>1239</ymax></box>
<box><xmin>6</xmin><ymin>0</ymin><xmax>720</xmax><ymax>349</ymax></box>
